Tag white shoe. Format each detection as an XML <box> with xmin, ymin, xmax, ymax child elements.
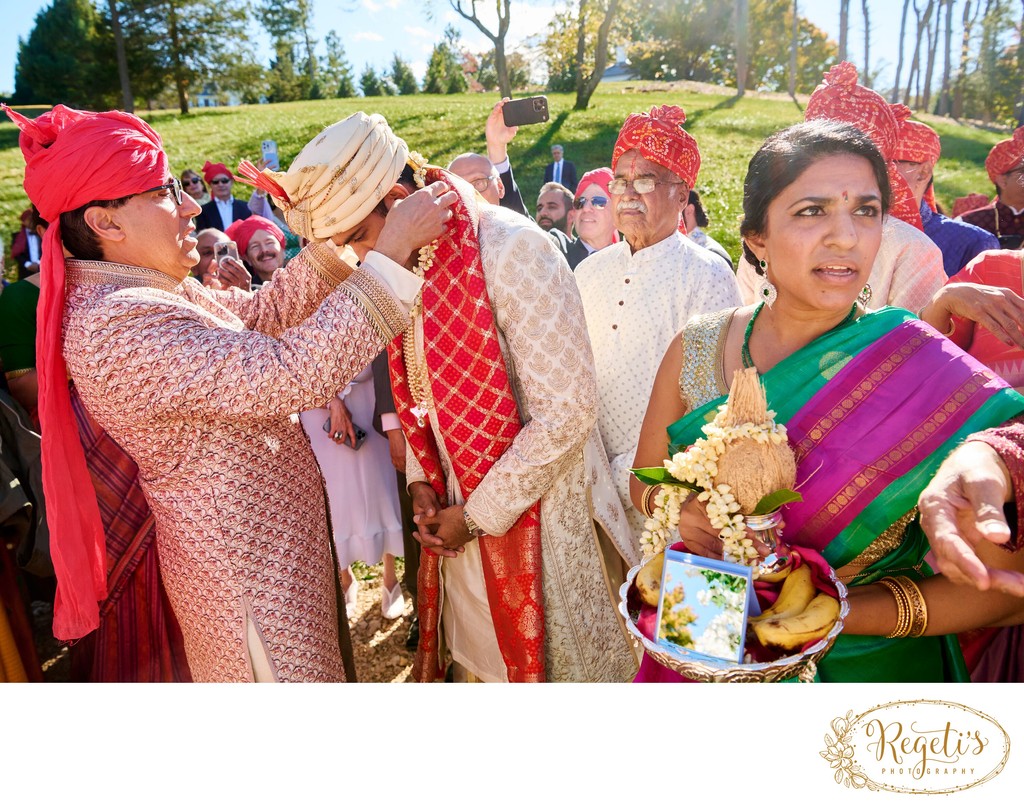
<box><xmin>381</xmin><ymin>581</ymin><xmax>406</xmax><ymax>620</ymax></box>
<box><xmin>344</xmin><ymin>577</ymin><xmax>359</xmax><ymax>614</ymax></box>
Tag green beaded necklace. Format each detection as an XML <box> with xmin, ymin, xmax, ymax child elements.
<box><xmin>741</xmin><ymin>302</ymin><xmax>859</xmax><ymax>370</ymax></box>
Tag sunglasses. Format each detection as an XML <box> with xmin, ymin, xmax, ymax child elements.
<box><xmin>182</xmin><ymin>177</ymin><xmax>204</xmax><ymax>185</ymax></box>
<box><xmin>608</xmin><ymin>177</ymin><xmax>685</xmax><ymax>195</ymax></box>
<box><xmin>573</xmin><ymin>195</ymin><xmax>609</xmax><ymax>210</ymax></box>
<box><xmin>210</xmin><ymin>177</ymin><xmax>232</xmax><ymax>185</ymax></box>
<box><xmin>138</xmin><ymin>177</ymin><xmax>183</xmax><ymax>205</ymax></box>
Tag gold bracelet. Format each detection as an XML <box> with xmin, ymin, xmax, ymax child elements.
<box><xmin>878</xmin><ymin>577</ymin><xmax>912</xmax><ymax>639</ymax></box>
<box><xmin>640</xmin><ymin>485</ymin><xmax>659</xmax><ymax>519</ymax></box>
<box><xmin>894</xmin><ymin>575</ymin><xmax>929</xmax><ymax>638</ymax></box>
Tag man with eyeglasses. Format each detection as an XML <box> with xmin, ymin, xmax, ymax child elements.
<box><xmin>3</xmin><ymin>103</ymin><xmax>442</xmax><ymax>682</ymax></box>
<box><xmin>575</xmin><ymin>105</ymin><xmax>742</xmax><ymax>545</ymax></box>
<box><xmin>960</xmin><ymin>127</ymin><xmax>1024</xmax><ymax>251</ymax></box>
<box><xmin>194</xmin><ymin>160</ymin><xmax>251</xmax><ymax>233</ymax></box>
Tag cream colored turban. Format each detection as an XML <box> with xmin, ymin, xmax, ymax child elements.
<box><xmin>237</xmin><ymin>112</ymin><xmax>410</xmax><ymax>242</ymax></box>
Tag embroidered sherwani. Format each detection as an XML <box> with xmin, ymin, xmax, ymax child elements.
<box><xmin>575</xmin><ymin>231</ymin><xmax>743</xmax><ymax>541</ymax></box>
<box><xmin>61</xmin><ymin>243</ymin><xmax>412</xmax><ymax>682</ymax></box>
<box><xmin>403</xmin><ymin>204</ymin><xmax>637</xmax><ymax>683</ymax></box>
<box><xmin>735</xmin><ymin>216</ymin><xmax>946</xmax><ymax>312</ymax></box>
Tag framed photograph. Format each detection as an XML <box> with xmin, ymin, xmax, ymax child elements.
<box><xmin>654</xmin><ymin>550</ymin><xmax>754</xmax><ymax>664</ymax></box>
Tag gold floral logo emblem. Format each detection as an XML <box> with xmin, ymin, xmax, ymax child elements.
<box><xmin>821</xmin><ymin>700</ymin><xmax>1009</xmax><ymax>794</ymax></box>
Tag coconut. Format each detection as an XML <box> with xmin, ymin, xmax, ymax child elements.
<box><xmin>713</xmin><ymin>368</ymin><xmax>797</xmax><ymax>514</ymax></box>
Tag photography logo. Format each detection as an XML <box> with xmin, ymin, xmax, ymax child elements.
<box><xmin>820</xmin><ymin>700</ymin><xmax>1009</xmax><ymax>794</ymax></box>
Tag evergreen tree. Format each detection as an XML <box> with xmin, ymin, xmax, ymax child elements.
<box><xmin>360</xmin><ymin>65</ymin><xmax>386</xmax><ymax>96</ymax></box>
<box><xmin>321</xmin><ymin>30</ymin><xmax>357</xmax><ymax>97</ymax></box>
<box><xmin>13</xmin><ymin>0</ymin><xmax>116</xmax><ymax>108</ymax></box>
<box><xmin>390</xmin><ymin>53</ymin><xmax>419</xmax><ymax>94</ymax></box>
<box><xmin>423</xmin><ymin>25</ymin><xmax>467</xmax><ymax>94</ymax></box>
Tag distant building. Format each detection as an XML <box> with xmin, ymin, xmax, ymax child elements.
<box><xmin>194</xmin><ymin>83</ymin><xmax>243</xmax><ymax>108</ymax></box>
<box><xmin>602</xmin><ymin>46</ymin><xmax>638</xmax><ymax>83</ymax></box>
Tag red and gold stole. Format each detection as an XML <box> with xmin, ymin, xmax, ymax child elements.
<box><xmin>388</xmin><ymin>168</ymin><xmax>545</xmax><ymax>683</ymax></box>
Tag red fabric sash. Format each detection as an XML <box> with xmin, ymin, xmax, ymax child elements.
<box><xmin>388</xmin><ymin>168</ymin><xmax>545</xmax><ymax>683</ymax></box>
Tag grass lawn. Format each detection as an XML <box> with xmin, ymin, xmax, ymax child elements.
<box><xmin>0</xmin><ymin>82</ymin><xmax>1007</xmax><ymax>275</ymax></box>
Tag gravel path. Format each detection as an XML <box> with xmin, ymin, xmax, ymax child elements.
<box><xmin>32</xmin><ymin>561</ymin><xmax>416</xmax><ymax>683</ymax></box>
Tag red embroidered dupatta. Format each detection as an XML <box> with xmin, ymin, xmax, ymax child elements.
<box><xmin>388</xmin><ymin>169</ymin><xmax>545</xmax><ymax>682</ymax></box>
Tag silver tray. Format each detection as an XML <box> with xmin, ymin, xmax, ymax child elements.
<box><xmin>619</xmin><ymin>562</ymin><xmax>850</xmax><ymax>683</ymax></box>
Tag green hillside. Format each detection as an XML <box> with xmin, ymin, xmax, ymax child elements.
<box><xmin>0</xmin><ymin>83</ymin><xmax>1007</xmax><ymax>273</ymax></box>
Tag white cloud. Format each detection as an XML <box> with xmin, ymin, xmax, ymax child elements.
<box><xmin>353</xmin><ymin>32</ymin><xmax>385</xmax><ymax>42</ymax></box>
<box><xmin>411</xmin><ymin>61</ymin><xmax>428</xmax><ymax>81</ymax></box>
<box><xmin>404</xmin><ymin>26</ymin><xmax>433</xmax><ymax>39</ymax></box>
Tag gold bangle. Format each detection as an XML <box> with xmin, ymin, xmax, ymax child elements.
<box><xmin>894</xmin><ymin>575</ymin><xmax>929</xmax><ymax>638</ymax></box>
<box><xmin>4</xmin><ymin>367</ymin><xmax>33</xmax><ymax>381</ymax></box>
<box><xmin>878</xmin><ymin>577</ymin><xmax>912</xmax><ymax>639</ymax></box>
<box><xmin>640</xmin><ymin>485</ymin><xmax>659</xmax><ymax>519</ymax></box>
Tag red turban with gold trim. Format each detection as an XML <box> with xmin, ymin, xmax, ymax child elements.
<box><xmin>226</xmin><ymin>214</ymin><xmax>285</xmax><ymax>255</ymax></box>
<box><xmin>805</xmin><ymin>62</ymin><xmax>923</xmax><ymax>230</ymax></box>
<box><xmin>985</xmin><ymin>126</ymin><xmax>1024</xmax><ymax>185</ymax></box>
<box><xmin>612</xmin><ymin>105</ymin><xmax>701</xmax><ymax>187</ymax></box>
<box><xmin>2</xmin><ymin>103</ymin><xmax>168</xmax><ymax>641</ymax></box>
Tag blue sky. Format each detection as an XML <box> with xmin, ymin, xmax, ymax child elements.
<box><xmin>0</xmin><ymin>0</ymin><xmax>961</xmax><ymax>97</ymax></box>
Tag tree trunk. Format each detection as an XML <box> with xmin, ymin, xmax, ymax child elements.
<box><xmin>839</xmin><ymin>0</ymin><xmax>851</xmax><ymax>62</ymax></box>
<box><xmin>953</xmin><ymin>0</ymin><xmax>979</xmax><ymax>118</ymax></box>
<box><xmin>861</xmin><ymin>0</ymin><xmax>871</xmax><ymax>86</ymax></box>
<box><xmin>735</xmin><ymin>0</ymin><xmax>748</xmax><ymax>96</ymax></box>
<box><xmin>451</xmin><ymin>0</ymin><xmax>511</xmax><ymax>99</ymax></box>
<box><xmin>106</xmin><ymin>0</ymin><xmax>133</xmax><ymax>112</ymax></box>
<box><xmin>923</xmin><ymin>0</ymin><xmax>941</xmax><ymax>110</ymax></box>
<box><xmin>1016</xmin><ymin>0</ymin><xmax>1024</xmax><ymax>125</ymax></box>
<box><xmin>167</xmin><ymin>0</ymin><xmax>189</xmax><ymax>114</ymax></box>
<box><xmin>892</xmin><ymin>0</ymin><xmax>911</xmax><ymax>101</ymax></box>
<box><xmin>936</xmin><ymin>0</ymin><xmax>954</xmax><ymax>115</ymax></box>
<box><xmin>573</xmin><ymin>0</ymin><xmax>620</xmax><ymax>111</ymax></box>
<box><xmin>904</xmin><ymin>0</ymin><xmax>933</xmax><ymax>107</ymax></box>
<box><xmin>789</xmin><ymin>0</ymin><xmax>798</xmax><ymax>98</ymax></box>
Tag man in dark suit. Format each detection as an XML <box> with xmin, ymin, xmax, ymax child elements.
<box><xmin>543</xmin><ymin>144</ymin><xmax>577</xmax><ymax>192</ymax></box>
<box><xmin>194</xmin><ymin>160</ymin><xmax>250</xmax><ymax>232</ymax></box>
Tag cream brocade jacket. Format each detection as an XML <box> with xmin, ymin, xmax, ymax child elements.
<box><xmin>405</xmin><ymin>204</ymin><xmax>638</xmax><ymax>683</ymax></box>
<box><xmin>62</xmin><ymin>243</ymin><xmax>408</xmax><ymax>682</ymax></box>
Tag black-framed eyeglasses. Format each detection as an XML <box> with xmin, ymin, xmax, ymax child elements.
<box><xmin>210</xmin><ymin>177</ymin><xmax>232</xmax><ymax>185</ymax></box>
<box><xmin>138</xmin><ymin>177</ymin><xmax>183</xmax><ymax>205</ymax></box>
<box><xmin>608</xmin><ymin>177</ymin><xmax>685</xmax><ymax>195</ymax></box>
<box><xmin>573</xmin><ymin>195</ymin><xmax>609</xmax><ymax>210</ymax></box>
<box><xmin>470</xmin><ymin>173</ymin><xmax>499</xmax><ymax>192</ymax></box>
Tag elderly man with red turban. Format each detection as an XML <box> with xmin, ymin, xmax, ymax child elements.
<box><xmin>960</xmin><ymin>126</ymin><xmax>1024</xmax><ymax>250</ymax></box>
<box><xmin>890</xmin><ymin>104</ymin><xmax>998</xmax><ymax>277</ymax></box>
<box><xmin>241</xmin><ymin>111</ymin><xmax>638</xmax><ymax>683</ymax></box>
<box><xmin>734</xmin><ymin>63</ymin><xmax>946</xmax><ymax>314</ymax></box>
<box><xmin>2</xmin><ymin>103</ymin><xmax>453</xmax><ymax>682</ymax></box>
<box><xmin>574</xmin><ymin>105</ymin><xmax>741</xmax><ymax>544</ymax></box>
<box><xmin>194</xmin><ymin>159</ymin><xmax>250</xmax><ymax>233</ymax></box>
<box><xmin>225</xmin><ymin>214</ymin><xmax>285</xmax><ymax>286</ymax></box>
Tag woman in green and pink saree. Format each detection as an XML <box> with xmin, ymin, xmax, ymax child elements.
<box><xmin>631</xmin><ymin>120</ymin><xmax>1024</xmax><ymax>682</ymax></box>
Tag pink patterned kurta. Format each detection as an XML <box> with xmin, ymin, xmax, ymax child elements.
<box><xmin>61</xmin><ymin>243</ymin><xmax>409</xmax><ymax>682</ymax></box>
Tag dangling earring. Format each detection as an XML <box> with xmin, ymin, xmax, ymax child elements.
<box><xmin>857</xmin><ymin>283</ymin><xmax>872</xmax><ymax>307</ymax></box>
<box><xmin>756</xmin><ymin>257</ymin><xmax>777</xmax><ymax>308</ymax></box>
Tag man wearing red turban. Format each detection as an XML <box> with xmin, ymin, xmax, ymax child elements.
<box><xmin>575</xmin><ymin>104</ymin><xmax>741</xmax><ymax>542</ymax></box>
<box><xmin>891</xmin><ymin>104</ymin><xmax>998</xmax><ymax>276</ymax></box>
<box><xmin>2</xmin><ymin>103</ymin><xmax>442</xmax><ymax>682</ymax></box>
<box><xmin>225</xmin><ymin>214</ymin><xmax>285</xmax><ymax>286</ymax></box>
<box><xmin>194</xmin><ymin>159</ymin><xmax>250</xmax><ymax>233</ymax></box>
<box><xmin>961</xmin><ymin>126</ymin><xmax>1024</xmax><ymax>249</ymax></box>
<box><xmin>735</xmin><ymin>63</ymin><xmax>946</xmax><ymax>314</ymax></box>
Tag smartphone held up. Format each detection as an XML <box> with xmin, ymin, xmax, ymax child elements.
<box><xmin>214</xmin><ymin>241</ymin><xmax>239</xmax><ymax>266</ymax></box>
<box><xmin>502</xmin><ymin>96</ymin><xmax>549</xmax><ymax>127</ymax></box>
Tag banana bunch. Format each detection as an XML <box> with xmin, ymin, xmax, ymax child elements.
<box><xmin>750</xmin><ymin>564</ymin><xmax>840</xmax><ymax>651</ymax></box>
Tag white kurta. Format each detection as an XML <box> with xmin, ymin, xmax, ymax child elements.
<box><xmin>735</xmin><ymin>215</ymin><xmax>946</xmax><ymax>313</ymax></box>
<box><xmin>403</xmin><ymin>203</ymin><xmax>637</xmax><ymax>683</ymax></box>
<box><xmin>575</xmin><ymin>231</ymin><xmax>743</xmax><ymax>540</ymax></box>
